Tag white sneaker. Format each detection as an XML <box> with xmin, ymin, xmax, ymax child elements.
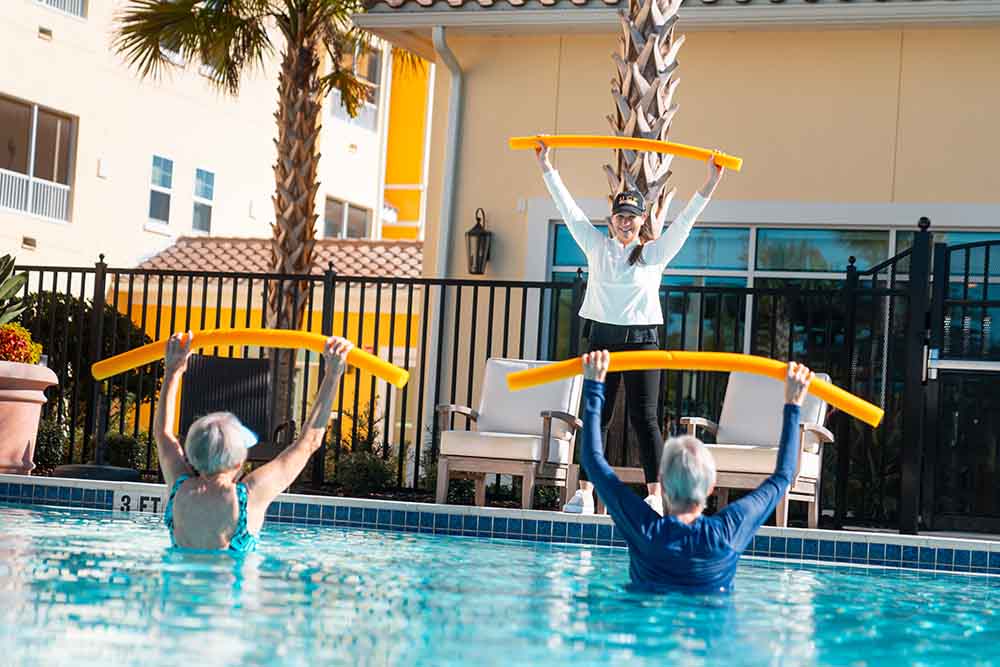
<box><xmin>563</xmin><ymin>489</ymin><xmax>595</xmax><ymax>515</ymax></box>
<box><xmin>644</xmin><ymin>494</ymin><xmax>664</xmax><ymax>517</ymax></box>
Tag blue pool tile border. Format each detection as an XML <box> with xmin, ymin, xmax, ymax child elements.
<box><xmin>3</xmin><ymin>473</ymin><xmax>1000</xmax><ymax>578</ymax></box>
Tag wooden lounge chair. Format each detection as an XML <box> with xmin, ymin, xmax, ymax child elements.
<box><xmin>682</xmin><ymin>371</ymin><xmax>835</xmax><ymax>528</ymax></box>
<box><xmin>178</xmin><ymin>354</ymin><xmax>296</xmax><ymax>463</ymax></box>
<box><xmin>435</xmin><ymin>358</ymin><xmax>584</xmax><ymax>509</ymax></box>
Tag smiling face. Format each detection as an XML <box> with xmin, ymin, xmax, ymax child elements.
<box><xmin>610</xmin><ymin>212</ymin><xmax>645</xmax><ymax>246</ymax></box>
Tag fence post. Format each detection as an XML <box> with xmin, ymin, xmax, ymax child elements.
<box><xmin>568</xmin><ymin>268</ymin><xmax>584</xmax><ymax>357</ymax></box>
<box><xmin>920</xmin><ymin>241</ymin><xmax>949</xmax><ymax>529</ymax></box>
<box><xmin>835</xmin><ymin>256</ymin><xmax>858</xmax><ymax>529</ymax></box>
<box><xmin>87</xmin><ymin>255</ymin><xmax>107</xmax><ymax>464</ymax></box>
<box><xmin>900</xmin><ymin>218</ymin><xmax>932</xmax><ymax>534</ymax></box>
<box><xmin>311</xmin><ymin>263</ymin><xmax>336</xmax><ymax>488</ymax></box>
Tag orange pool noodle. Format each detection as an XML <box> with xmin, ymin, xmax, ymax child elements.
<box><xmin>509</xmin><ymin>135</ymin><xmax>744</xmax><ymax>172</ymax></box>
<box><xmin>91</xmin><ymin>329</ymin><xmax>409</xmax><ymax>389</ymax></box>
<box><xmin>506</xmin><ymin>351</ymin><xmax>883</xmax><ymax>427</ymax></box>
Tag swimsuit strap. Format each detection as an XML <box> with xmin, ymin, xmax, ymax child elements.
<box><xmin>228</xmin><ymin>482</ymin><xmax>258</xmax><ymax>553</ymax></box>
<box><xmin>163</xmin><ymin>474</ymin><xmax>191</xmax><ymax>545</ymax></box>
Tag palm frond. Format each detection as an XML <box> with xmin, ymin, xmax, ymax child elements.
<box><xmin>114</xmin><ymin>0</ymin><xmax>273</xmax><ymax>95</ymax></box>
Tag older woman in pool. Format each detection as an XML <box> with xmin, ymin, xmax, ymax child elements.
<box><xmin>154</xmin><ymin>332</ymin><xmax>352</xmax><ymax>552</ymax></box>
<box><xmin>579</xmin><ymin>351</ymin><xmax>814</xmax><ymax>593</ymax></box>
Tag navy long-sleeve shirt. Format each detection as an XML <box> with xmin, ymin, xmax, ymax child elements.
<box><xmin>580</xmin><ymin>379</ymin><xmax>801</xmax><ymax>593</ymax></box>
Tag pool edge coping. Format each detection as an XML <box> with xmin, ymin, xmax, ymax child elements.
<box><xmin>2</xmin><ymin>473</ymin><xmax>998</xmax><ymax>577</ymax></box>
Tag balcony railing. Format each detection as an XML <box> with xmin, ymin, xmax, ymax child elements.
<box><xmin>37</xmin><ymin>0</ymin><xmax>86</xmax><ymax>18</ymax></box>
<box><xmin>0</xmin><ymin>168</ymin><xmax>71</xmax><ymax>222</ymax></box>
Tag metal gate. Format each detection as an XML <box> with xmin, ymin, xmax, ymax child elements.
<box><xmin>921</xmin><ymin>237</ymin><xmax>1000</xmax><ymax>532</ymax></box>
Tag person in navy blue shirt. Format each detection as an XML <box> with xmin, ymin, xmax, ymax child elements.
<box><xmin>578</xmin><ymin>350</ymin><xmax>814</xmax><ymax>593</ymax></box>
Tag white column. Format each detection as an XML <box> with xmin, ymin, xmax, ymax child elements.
<box><xmin>373</xmin><ymin>43</ymin><xmax>393</xmax><ymax>240</ymax></box>
<box><xmin>418</xmin><ymin>63</ymin><xmax>436</xmax><ymax>242</ymax></box>
<box><xmin>26</xmin><ymin>105</ymin><xmax>38</xmax><ymax>214</ymax></box>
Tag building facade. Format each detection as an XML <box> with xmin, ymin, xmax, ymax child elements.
<box><xmin>1</xmin><ymin>0</ymin><xmax>432</xmax><ymax>267</ymax></box>
<box><xmin>357</xmin><ymin>0</ymin><xmax>1000</xmax><ymax>289</ymax></box>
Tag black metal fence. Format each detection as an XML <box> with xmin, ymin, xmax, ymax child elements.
<box><xmin>16</xmin><ymin>226</ymin><xmax>933</xmax><ymax>527</ymax></box>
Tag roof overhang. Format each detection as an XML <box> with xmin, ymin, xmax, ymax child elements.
<box><xmin>355</xmin><ymin>0</ymin><xmax>1000</xmax><ymax>58</ymax></box>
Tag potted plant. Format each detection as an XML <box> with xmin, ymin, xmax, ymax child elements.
<box><xmin>0</xmin><ymin>255</ymin><xmax>58</xmax><ymax>475</ymax></box>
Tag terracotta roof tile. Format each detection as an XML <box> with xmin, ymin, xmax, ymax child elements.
<box><xmin>366</xmin><ymin>0</ymin><xmax>951</xmax><ymax>8</ymax></box>
<box><xmin>138</xmin><ymin>236</ymin><xmax>423</xmax><ymax>279</ymax></box>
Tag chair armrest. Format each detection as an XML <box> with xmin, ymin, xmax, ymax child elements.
<box><xmin>799</xmin><ymin>422</ymin><xmax>834</xmax><ymax>454</ymax></box>
<box><xmin>436</xmin><ymin>404</ymin><xmax>478</xmax><ymax>424</ymax></box>
<box><xmin>540</xmin><ymin>410</ymin><xmax>583</xmax><ymax>433</ymax></box>
<box><xmin>538</xmin><ymin>411</ymin><xmax>583</xmax><ymax>473</ymax></box>
<box><xmin>680</xmin><ymin>417</ymin><xmax>718</xmax><ymax>436</ymax></box>
<box><xmin>801</xmin><ymin>422</ymin><xmax>835</xmax><ymax>443</ymax></box>
<box><xmin>272</xmin><ymin>420</ymin><xmax>296</xmax><ymax>445</ymax></box>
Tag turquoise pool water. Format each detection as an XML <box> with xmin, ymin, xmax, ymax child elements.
<box><xmin>1</xmin><ymin>504</ymin><xmax>998</xmax><ymax>667</ymax></box>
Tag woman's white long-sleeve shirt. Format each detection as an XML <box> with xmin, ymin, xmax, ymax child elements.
<box><xmin>543</xmin><ymin>170</ymin><xmax>710</xmax><ymax>326</ymax></box>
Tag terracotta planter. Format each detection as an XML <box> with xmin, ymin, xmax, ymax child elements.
<box><xmin>0</xmin><ymin>361</ymin><xmax>58</xmax><ymax>475</ymax></box>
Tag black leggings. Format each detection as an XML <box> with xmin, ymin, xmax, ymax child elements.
<box><xmin>579</xmin><ymin>333</ymin><xmax>663</xmax><ymax>484</ymax></box>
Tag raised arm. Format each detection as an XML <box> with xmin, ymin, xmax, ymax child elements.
<box><xmin>579</xmin><ymin>351</ymin><xmax>660</xmax><ymax>547</ymax></box>
<box><xmin>536</xmin><ymin>141</ymin><xmax>606</xmax><ymax>255</ymax></box>
<box><xmin>642</xmin><ymin>157</ymin><xmax>724</xmax><ymax>266</ymax></box>
<box><xmin>244</xmin><ymin>337</ymin><xmax>352</xmax><ymax>507</ymax></box>
<box><xmin>716</xmin><ymin>363</ymin><xmax>813</xmax><ymax>552</ymax></box>
<box><xmin>155</xmin><ymin>333</ymin><xmax>195</xmax><ymax>488</ymax></box>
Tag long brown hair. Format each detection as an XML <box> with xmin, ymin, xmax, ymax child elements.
<box><xmin>626</xmin><ymin>217</ymin><xmax>654</xmax><ymax>266</ymax></box>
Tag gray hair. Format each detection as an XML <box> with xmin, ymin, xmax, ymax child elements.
<box><xmin>184</xmin><ymin>412</ymin><xmax>248</xmax><ymax>475</ymax></box>
<box><xmin>659</xmin><ymin>435</ymin><xmax>717</xmax><ymax>512</ymax></box>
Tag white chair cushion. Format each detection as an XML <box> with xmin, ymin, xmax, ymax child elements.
<box><xmin>707</xmin><ymin>444</ymin><xmax>821</xmax><ymax>480</ymax></box>
<box><xmin>475</xmin><ymin>358</ymin><xmax>583</xmax><ymax>440</ymax></box>
<box><xmin>715</xmin><ymin>372</ymin><xmax>830</xmax><ymax>446</ymax></box>
<box><xmin>440</xmin><ymin>430</ymin><xmax>571</xmax><ymax>465</ymax></box>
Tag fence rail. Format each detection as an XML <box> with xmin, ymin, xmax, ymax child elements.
<box><xmin>16</xmin><ymin>228</ymin><xmax>934</xmax><ymax>527</ymax></box>
<box><xmin>37</xmin><ymin>0</ymin><xmax>87</xmax><ymax>18</ymax></box>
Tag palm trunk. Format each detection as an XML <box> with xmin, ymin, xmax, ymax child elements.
<box><xmin>605</xmin><ymin>0</ymin><xmax>683</xmax><ymax>469</ymax></box>
<box><xmin>605</xmin><ymin>0</ymin><xmax>684</xmax><ymax>230</ymax></box>
<box><xmin>268</xmin><ymin>25</ymin><xmax>324</xmax><ymax>435</ymax></box>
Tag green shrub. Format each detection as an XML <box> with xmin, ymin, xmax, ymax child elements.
<box><xmin>101</xmin><ymin>431</ymin><xmax>148</xmax><ymax>470</ymax></box>
<box><xmin>335</xmin><ymin>450</ymin><xmax>393</xmax><ymax>496</ymax></box>
<box><xmin>0</xmin><ymin>254</ymin><xmax>27</xmax><ymax>326</ymax></box>
<box><xmin>33</xmin><ymin>417</ymin><xmax>67</xmax><ymax>470</ymax></box>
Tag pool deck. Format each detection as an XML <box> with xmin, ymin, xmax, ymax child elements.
<box><xmin>3</xmin><ymin>473</ymin><xmax>999</xmax><ymax>578</ymax></box>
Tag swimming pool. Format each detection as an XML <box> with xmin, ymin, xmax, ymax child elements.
<box><xmin>1</xmin><ymin>504</ymin><xmax>998</xmax><ymax>666</ymax></box>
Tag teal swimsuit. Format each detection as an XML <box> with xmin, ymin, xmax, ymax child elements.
<box><xmin>163</xmin><ymin>474</ymin><xmax>258</xmax><ymax>553</ymax></box>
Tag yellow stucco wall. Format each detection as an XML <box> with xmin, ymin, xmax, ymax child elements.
<box><xmin>383</xmin><ymin>52</ymin><xmax>431</xmax><ymax>241</ymax></box>
<box><xmin>116</xmin><ymin>295</ymin><xmax>421</xmax><ymax>444</ymax></box>
<box><xmin>422</xmin><ymin>27</ymin><xmax>1000</xmax><ymax>280</ymax></box>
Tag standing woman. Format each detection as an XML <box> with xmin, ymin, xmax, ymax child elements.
<box><xmin>535</xmin><ymin>140</ymin><xmax>724</xmax><ymax>515</ymax></box>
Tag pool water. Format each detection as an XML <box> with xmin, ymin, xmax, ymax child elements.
<box><xmin>1</xmin><ymin>505</ymin><xmax>999</xmax><ymax>667</ymax></box>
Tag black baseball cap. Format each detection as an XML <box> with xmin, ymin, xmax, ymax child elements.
<box><xmin>612</xmin><ymin>190</ymin><xmax>644</xmax><ymax>216</ymax></box>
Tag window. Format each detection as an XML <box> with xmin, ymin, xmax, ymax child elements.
<box><xmin>38</xmin><ymin>0</ymin><xmax>87</xmax><ymax>19</ymax></box>
<box><xmin>149</xmin><ymin>155</ymin><xmax>173</xmax><ymax>225</ymax></box>
<box><xmin>0</xmin><ymin>93</ymin><xmax>74</xmax><ymax>221</ymax></box>
<box><xmin>324</xmin><ymin>197</ymin><xmax>372</xmax><ymax>239</ymax></box>
<box><xmin>670</xmin><ymin>228</ymin><xmax>750</xmax><ymax>271</ymax></box>
<box><xmin>192</xmin><ymin>168</ymin><xmax>214</xmax><ymax>232</ymax></box>
<box><xmin>755</xmin><ymin>229</ymin><xmax>889</xmax><ymax>272</ymax></box>
<box><xmin>0</xmin><ymin>96</ymin><xmax>32</xmax><ymax>175</ymax></box>
<box><xmin>329</xmin><ymin>46</ymin><xmax>382</xmax><ymax>131</ymax></box>
<box><xmin>896</xmin><ymin>230</ymin><xmax>1000</xmax><ymax>277</ymax></box>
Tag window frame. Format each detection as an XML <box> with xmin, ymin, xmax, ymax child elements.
<box><xmin>192</xmin><ymin>167</ymin><xmax>215</xmax><ymax>234</ymax></box>
<box><xmin>328</xmin><ymin>44</ymin><xmax>384</xmax><ymax>132</ymax></box>
<box><xmin>147</xmin><ymin>155</ymin><xmax>174</xmax><ymax>230</ymax></box>
<box><xmin>0</xmin><ymin>92</ymin><xmax>76</xmax><ymax>223</ymax></box>
<box><xmin>324</xmin><ymin>195</ymin><xmax>373</xmax><ymax>239</ymax></box>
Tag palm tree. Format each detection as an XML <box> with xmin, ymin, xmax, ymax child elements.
<box><xmin>115</xmin><ymin>1</ymin><xmax>392</xmax><ymax>426</ymax></box>
<box><xmin>116</xmin><ymin>1</ymin><xmax>373</xmax><ymax>297</ymax></box>
<box><xmin>606</xmin><ymin>0</ymin><xmax>685</xmax><ymax>233</ymax></box>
